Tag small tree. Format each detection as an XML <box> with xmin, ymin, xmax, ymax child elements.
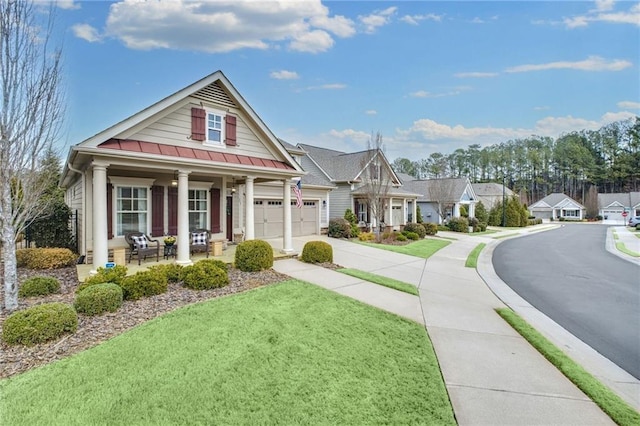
<box><xmin>0</xmin><ymin>1</ymin><xmax>64</xmax><ymax>311</ymax></box>
<box><xmin>475</xmin><ymin>201</ymin><xmax>488</xmax><ymax>224</ymax></box>
<box><xmin>359</xmin><ymin>132</ymin><xmax>392</xmax><ymax>239</ymax></box>
<box><xmin>416</xmin><ymin>205</ymin><xmax>423</xmax><ymax>223</ymax></box>
<box><xmin>427</xmin><ymin>178</ymin><xmax>456</xmax><ymax>224</ymax></box>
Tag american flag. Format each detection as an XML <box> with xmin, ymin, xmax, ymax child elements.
<box><xmin>292</xmin><ymin>180</ymin><xmax>302</xmax><ymax>208</ymax></box>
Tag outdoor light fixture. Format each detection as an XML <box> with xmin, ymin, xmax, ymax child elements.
<box><xmin>171</xmin><ymin>172</ymin><xmax>178</xmax><ymax>187</ymax></box>
<box><xmin>231</xmin><ymin>178</ymin><xmax>236</xmax><ymax>194</ymax></box>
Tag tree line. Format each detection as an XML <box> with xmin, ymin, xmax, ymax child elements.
<box><xmin>391</xmin><ymin>117</ymin><xmax>640</xmax><ymax>205</ymax></box>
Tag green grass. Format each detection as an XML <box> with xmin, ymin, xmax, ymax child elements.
<box><xmin>337</xmin><ymin>268</ymin><xmax>419</xmax><ymax>295</ymax></box>
<box><xmin>1</xmin><ymin>281</ymin><xmax>455</xmax><ymax>425</ymax></box>
<box><xmin>469</xmin><ymin>229</ymin><xmax>498</xmax><ymax>236</ymax></box>
<box><xmin>465</xmin><ymin>243</ymin><xmax>486</xmax><ymax>268</ymax></box>
<box><xmin>358</xmin><ymin>238</ymin><xmax>450</xmax><ymax>258</ymax></box>
<box><xmin>496</xmin><ymin>308</ymin><xmax>640</xmax><ymax>426</ymax></box>
<box><xmin>615</xmin><ymin>241</ymin><xmax>640</xmax><ymax>257</ymax></box>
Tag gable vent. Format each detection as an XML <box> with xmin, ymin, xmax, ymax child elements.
<box><xmin>192</xmin><ymin>81</ymin><xmax>237</xmax><ymax>108</ymax></box>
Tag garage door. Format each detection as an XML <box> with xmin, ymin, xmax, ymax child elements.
<box><xmin>292</xmin><ymin>201</ymin><xmax>318</xmax><ymax>236</ymax></box>
<box><xmin>602</xmin><ymin>209</ymin><xmax>623</xmax><ymax>222</ymax></box>
<box><xmin>254</xmin><ymin>200</ymin><xmax>318</xmax><ymax>238</ymax></box>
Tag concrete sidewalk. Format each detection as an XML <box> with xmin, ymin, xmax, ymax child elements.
<box><xmin>606</xmin><ymin>225</ymin><xmax>640</xmax><ymax>265</ymax></box>
<box><xmin>270</xmin><ymin>229</ymin><xmax>637</xmax><ymax>425</ymax></box>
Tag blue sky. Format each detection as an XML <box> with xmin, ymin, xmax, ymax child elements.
<box><xmin>52</xmin><ymin>0</ymin><xmax>639</xmax><ymax>162</ymax></box>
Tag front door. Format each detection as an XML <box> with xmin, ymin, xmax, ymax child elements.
<box><xmin>226</xmin><ymin>196</ymin><xmax>233</xmax><ymax>241</ymax></box>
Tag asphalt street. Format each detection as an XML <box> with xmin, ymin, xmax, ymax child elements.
<box><xmin>493</xmin><ymin>224</ymin><xmax>640</xmax><ymax>380</ymax></box>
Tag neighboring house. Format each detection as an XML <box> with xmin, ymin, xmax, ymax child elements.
<box><xmin>528</xmin><ymin>193</ymin><xmax>585</xmax><ymax>221</ymax></box>
<box><xmin>597</xmin><ymin>192</ymin><xmax>640</xmax><ymax>223</ymax></box>
<box><xmin>471</xmin><ymin>182</ymin><xmax>515</xmax><ymax>211</ymax></box>
<box><xmin>297</xmin><ymin>144</ymin><xmax>419</xmax><ymax>230</ymax></box>
<box><xmin>402</xmin><ymin>177</ymin><xmax>478</xmax><ymax>224</ymax></box>
<box><xmin>61</xmin><ymin>70</ymin><xmax>331</xmax><ymax>271</ymax></box>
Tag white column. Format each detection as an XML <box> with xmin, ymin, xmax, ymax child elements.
<box><xmin>176</xmin><ymin>170</ymin><xmax>192</xmax><ymax>265</ymax></box>
<box><xmin>245</xmin><ymin>176</ymin><xmax>255</xmax><ymax>240</ymax></box>
<box><xmin>412</xmin><ymin>200</ymin><xmax>417</xmax><ymax>224</ymax></box>
<box><xmin>468</xmin><ymin>202</ymin><xmax>475</xmax><ymax>218</ymax></box>
<box><xmin>282</xmin><ymin>180</ymin><xmax>293</xmax><ymax>253</ymax></box>
<box><xmin>91</xmin><ymin>162</ymin><xmax>109</xmax><ymax>273</ymax></box>
<box><xmin>388</xmin><ymin>197</ymin><xmax>394</xmax><ymax>227</ymax></box>
<box><xmin>453</xmin><ymin>202</ymin><xmax>460</xmax><ymax>217</ymax></box>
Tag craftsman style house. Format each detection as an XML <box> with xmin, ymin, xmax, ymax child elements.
<box><xmin>528</xmin><ymin>193</ymin><xmax>585</xmax><ymax>221</ymax></box>
<box><xmin>401</xmin><ymin>177</ymin><xmax>477</xmax><ymax>224</ymax></box>
<box><xmin>61</xmin><ymin>70</ymin><xmax>332</xmax><ymax>270</ymax></box>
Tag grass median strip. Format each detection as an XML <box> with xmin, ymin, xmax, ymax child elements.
<box><xmin>1</xmin><ymin>280</ymin><xmax>454</xmax><ymax>425</ymax></box>
<box><xmin>465</xmin><ymin>243</ymin><xmax>486</xmax><ymax>268</ymax></box>
<box><xmin>496</xmin><ymin>308</ymin><xmax>640</xmax><ymax>426</ymax></box>
<box><xmin>358</xmin><ymin>238</ymin><xmax>450</xmax><ymax>259</ymax></box>
<box><xmin>337</xmin><ymin>268</ymin><xmax>419</xmax><ymax>296</ymax></box>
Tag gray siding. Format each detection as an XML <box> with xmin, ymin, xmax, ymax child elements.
<box><xmin>329</xmin><ymin>185</ymin><xmax>353</xmax><ymax>220</ymax></box>
<box><xmin>418</xmin><ymin>201</ymin><xmax>441</xmax><ymax>224</ymax></box>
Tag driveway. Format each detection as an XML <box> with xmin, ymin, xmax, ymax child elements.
<box><xmin>492</xmin><ymin>224</ymin><xmax>640</xmax><ymax>380</ymax></box>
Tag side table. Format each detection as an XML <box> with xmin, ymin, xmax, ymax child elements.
<box><xmin>164</xmin><ymin>244</ymin><xmax>177</xmax><ymax>260</ymax></box>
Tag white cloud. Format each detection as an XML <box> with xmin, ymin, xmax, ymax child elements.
<box><xmin>365</xmin><ymin>110</ymin><xmax>377</xmax><ymax>115</ymax></box>
<box><xmin>399</xmin><ymin>13</ymin><xmax>443</xmax><ymax>25</ymax></box>
<box><xmin>565</xmin><ymin>1</ymin><xmax>640</xmax><ymax>28</ymax></box>
<box><xmin>77</xmin><ymin>0</ymin><xmax>355</xmax><ymax>54</ymax></box>
<box><xmin>409</xmin><ymin>87</ymin><xmax>470</xmax><ymax>98</ymax></box>
<box><xmin>270</xmin><ymin>70</ymin><xmax>299</xmax><ymax>80</ymax></box>
<box><xmin>72</xmin><ymin>23</ymin><xmax>102</xmax><ymax>43</ymax></box>
<box><xmin>454</xmin><ymin>71</ymin><xmax>499</xmax><ymax>78</ymax></box>
<box><xmin>617</xmin><ymin>101</ymin><xmax>640</xmax><ymax>109</ymax></box>
<box><xmin>505</xmin><ymin>56</ymin><xmax>632</xmax><ymax>72</ymax></box>
<box><xmin>359</xmin><ymin>6</ymin><xmax>397</xmax><ymax>34</ymax></box>
<box><xmin>470</xmin><ymin>17</ymin><xmax>485</xmax><ymax>24</ymax></box>
<box><xmin>328</xmin><ymin>128</ymin><xmax>371</xmax><ymax>142</ymax></box>
<box><xmin>57</xmin><ymin>0</ymin><xmax>80</xmax><ymax>10</ymax></box>
<box><xmin>298</xmin><ymin>83</ymin><xmax>347</xmax><ymax>92</ymax></box>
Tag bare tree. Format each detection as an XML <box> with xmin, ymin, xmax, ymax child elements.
<box><xmin>1</xmin><ymin>0</ymin><xmax>64</xmax><ymax>311</ymax></box>
<box><xmin>358</xmin><ymin>132</ymin><xmax>392</xmax><ymax>238</ymax></box>
<box><xmin>427</xmin><ymin>178</ymin><xmax>456</xmax><ymax>224</ymax></box>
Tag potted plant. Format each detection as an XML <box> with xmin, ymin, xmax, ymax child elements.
<box><xmin>163</xmin><ymin>236</ymin><xmax>176</xmax><ymax>246</ymax></box>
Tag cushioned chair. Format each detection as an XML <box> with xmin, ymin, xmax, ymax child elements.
<box><xmin>124</xmin><ymin>232</ymin><xmax>160</xmax><ymax>265</ymax></box>
<box><xmin>189</xmin><ymin>229</ymin><xmax>210</xmax><ymax>258</ymax></box>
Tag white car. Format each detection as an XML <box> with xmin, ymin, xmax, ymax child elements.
<box><xmin>628</xmin><ymin>216</ymin><xmax>640</xmax><ymax>227</ymax></box>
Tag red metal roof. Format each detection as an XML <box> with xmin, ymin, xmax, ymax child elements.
<box><xmin>98</xmin><ymin>139</ymin><xmax>295</xmax><ymax>170</ymax></box>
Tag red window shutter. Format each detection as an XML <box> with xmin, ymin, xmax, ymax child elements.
<box><xmin>107</xmin><ymin>183</ymin><xmax>113</xmax><ymax>239</ymax></box>
<box><xmin>168</xmin><ymin>187</ymin><xmax>178</xmax><ymax>235</ymax></box>
<box><xmin>210</xmin><ymin>188</ymin><xmax>221</xmax><ymax>233</ymax></box>
<box><xmin>225</xmin><ymin>115</ymin><xmax>237</xmax><ymax>146</ymax></box>
<box><xmin>191</xmin><ymin>107</ymin><xmax>206</xmax><ymax>141</ymax></box>
<box><xmin>151</xmin><ymin>185</ymin><xmax>164</xmax><ymax>237</ymax></box>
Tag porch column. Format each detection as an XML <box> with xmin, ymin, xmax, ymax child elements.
<box><xmin>91</xmin><ymin>162</ymin><xmax>109</xmax><ymax>274</ymax></box>
<box><xmin>453</xmin><ymin>202</ymin><xmax>460</xmax><ymax>217</ymax></box>
<box><xmin>282</xmin><ymin>180</ymin><xmax>294</xmax><ymax>253</ymax></box>
<box><xmin>245</xmin><ymin>176</ymin><xmax>255</xmax><ymax>240</ymax></box>
<box><xmin>412</xmin><ymin>200</ymin><xmax>417</xmax><ymax>224</ymax></box>
<box><xmin>176</xmin><ymin>170</ymin><xmax>192</xmax><ymax>265</ymax></box>
<box><xmin>388</xmin><ymin>197</ymin><xmax>394</xmax><ymax>227</ymax></box>
<box><xmin>468</xmin><ymin>202</ymin><xmax>475</xmax><ymax>218</ymax></box>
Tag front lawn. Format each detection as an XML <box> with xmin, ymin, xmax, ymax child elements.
<box><xmin>337</xmin><ymin>268</ymin><xmax>419</xmax><ymax>295</ymax></box>
<box><xmin>1</xmin><ymin>280</ymin><xmax>455</xmax><ymax>425</ymax></box>
<box><xmin>359</xmin><ymin>238</ymin><xmax>450</xmax><ymax>259</ymax></box>
<box><xmin>465</xmin><ymin>243</ymin><xmax>486</xmax><ymax>268</ymax></box>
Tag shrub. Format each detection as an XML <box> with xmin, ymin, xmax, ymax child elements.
<box><xmin>18</xmin><ymin>276</ymin><xmax>60</xmax><ymax>298</ymax></box>
<box><xmin>15</xmin><ymin>248</ymin><xmax>77</xmax><ymax>269</ymax></box>
<box><xmin>2</xmin><ymin>303</ymin><xmax>78</xmax><ymax>346</ymax></box>
<box><xmin>403</xmin><ymin>222</ymin><xmax>426</xmax><ymax>238</ymax></box>
<box><xmin>446</xmin><ymin>217</ymin><xmax>469</xmax><ymax>233</ymax></box>
<box><xmin>182</xmin><ymin>263</ymin><xmax>229</xmax><ymax>290</ymax></box>
<box><xmin>74</xmin><ymin>283</ymin><xmax>123</xmax><ymax>316</ymax></box>
<box><xmin>120</xmin><ymin>269</ymin><xmax>168</xmax><ymax>301</ymax></box>
<box><xmin>148</xmin><ymin>264</ymin><xmax>183</xmax><ymax>283</ymax></box>
<box><xmin>234</xmin><ymin>240</ymin><xmax>273</xmax><ymax>272</ymax></box>
<box><xmin>300</xmin><ymin>241</ymin><xmax>333</xmax><ymax>263</ymax></box>
<box><xmin>358</xmin><ymin>232</ymin><xmax>375</xmax><ymax>241</ymax></box>
<box><xmin>416</xmin><ymin>205</ymin><xmax>423</xmax><ymax>223</ymax></box>
<box><xmin>77</xmin><ymin>265</ymin><xmax>128</xmax><ymax>293</ymax></box>
<box><xmin>28</xmin><ymin>199</ymin><xmax>75</xmax><ymax>251</ymax></box>
<box><xmin>197</xmin><ymin>259</ymin><xmax>229</xmax><ymax>272</ymax></box>
<box><xmin>328</xmin><ymin>218</ymin><xmax>351</xmax><ymax>239</ymax></box>
<box><xmin>423</xmin><ymin>222</ymin><xmax>438</xmax><ymax>236</ymax></box>
<box><xmin>344</xmin><ymin>209</ymin><xmax>360</xmax><ymax>237</ymax></box>
<box><xmin>475</xmin><ymin>201</ymin><xmax>488</xmax><ymax>224</ymax></box>
<box><xmin>395</xmin><ymin>233</ymin><xmax>407</xmax><ymax>242</ymax></box>
<box><xmin>402</xmin><ymin>231</ymin><xmax>419</xmax><ymax>241</ymax></box>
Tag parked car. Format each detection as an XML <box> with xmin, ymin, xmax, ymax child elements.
<box><xmin>628</xmin><ymin>216</ymin><xmax>640</xmax><ymax>227</ymax></box>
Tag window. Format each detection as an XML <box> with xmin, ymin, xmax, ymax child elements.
<box><xmin>117</xmin><ymin>187</ymin><xmax>147</xmax><ymax>236</ymax></box>
<box><xmin>206</xmin><ymin>110</ymin><xmax>224</xmax><ymax>144</ymax></box>
<box><xmin>189</xmin><ymin>189</ymin><xmax>207</xmax><ymax>230</ymax></box>
<box><xmin>357</xmin><ymin>200</ymin><xmax>368</xmax><ymax>223</ymax></box>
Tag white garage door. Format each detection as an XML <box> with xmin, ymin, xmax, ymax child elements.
<box><xmin>603</xmin><ymin>209</ymin><xmax>624</xmax><ymax>222</ymax></box>
<box><xmin>254</xmin><ymin>200</ymin><xmax>318</xmax><ymax>238</ymax></box>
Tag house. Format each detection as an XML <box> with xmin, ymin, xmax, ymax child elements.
<box><xmin>471</xmin><ymin>182</ymin><xmax>515</xmax><ymax>211</ymax></box>
<box><xmin>401</xmin><ymin>177</ymin><xmax>477</xmax><ymax>224</ymax></box>
<box><xmin>598</xmin><ymin>192</ymin><xmax>640</xmax><ymax>224</ymax></box>
<box><xmin>61</xmin><ymin>70</ymin><xmax>331</xmax><ymax>271</ymax></box>
<box><xmin>297</xmin><ymin>144</ymin><xmax>419</xmax><ymax>230</ymax></box>
<box><xmin>528</xmin><ymin>193</ymin><xmax>585</xmax><ymax>221</ymax></box>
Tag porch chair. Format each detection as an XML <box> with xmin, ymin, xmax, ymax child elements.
<box><xmin>124</xmin><ymin>232</ymin><xmax>160</xmax><ymax>265</ymax></box>
<box><xmin>189</xmin><ymin>229</ymin><xmax>210</xmax><ymax>258</ymax></box>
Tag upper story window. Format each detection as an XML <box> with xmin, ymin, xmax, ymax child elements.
<box><xmin>207</xmin><ymin>111</ymin><xmax>223</xmax><ymax>144</ymax></box>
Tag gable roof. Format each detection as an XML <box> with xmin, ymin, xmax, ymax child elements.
<box><xmin>402</xmin><ymin>178</ymin><xmax>475</xmax><ymax>202</ymax></box>
<box><xmin>598</xmin><ymin>192</ymin><xmax>640</xmax><ymax>209</ymax></box>
<box><xmin>62</xmin><ymin>70</ymin><xmax>302</xmax><ymax>185</ymax></box>
<box><xmin>471</xmin><ymin>182</ymin><xmax>515</xmax><ymax>198</ymax></box>
<box><xmin>298</xmin><ymin>143</ymin><xmax>400</xmax><ymax>184</ymax></box>
<box><xmin>530</xmin><ymin>193</ymin><xmax>585</xmax><ymax>209</ymax></box>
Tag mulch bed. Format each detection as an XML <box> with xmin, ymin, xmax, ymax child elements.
<box><xmin>0</xmin><ymin>265</ymin><xmax>290</xmax><ymax>379</ymax></box>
